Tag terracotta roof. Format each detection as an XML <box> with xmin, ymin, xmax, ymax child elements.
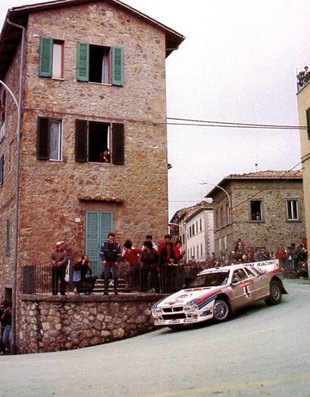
<box><xmin>0</xmin><ymin>0</ymin><xmax>185</xmax><ymax>79</ymax></box>
<box><xmin>170</xmin><ymin>201</ymin><xmax>212</xmax><ymax>223</ymax></box>
<box><xmin>226</xmin><ymin>170</ymin><xmax>302</xmax><ymax>179</ymax></box>
<box><xmin>205</xmin><ymin>169</ymin><xmax>303</xmax><ymax>198</ymax></box>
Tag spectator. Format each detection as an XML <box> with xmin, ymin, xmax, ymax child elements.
<box><xmin>51</xmin><ymin>241</ymin><xmax>68</xmax><ymax>295</ymax></box>
<box><xmin>142</xmin><ymin>234</ymin><xmax>158</xmax><ymax>251</ymax></box>
<box><xmin>73</xmin><ymin>255</ymin><xmax>97</xmax><ymax>295</ymax></box>
<box><xmin>100</xmin><ymin>233</ymin><xmax>122</xmax><ymax>295</ymax></box>
<box><xmin>158</xmin><ymin>235</ymin><xmax>176</xmax><ymax>292</ymax></box>
<box><xmin>99</xmin><ymin>148</ymin><xmax>111</xmax><ymax>163</ymax></box>
<box><xmin>140</xmin><ymin>240</ymin><xmax>160</xmax><ymax>293</ymax></box>
<box><xmin>122</xmin><ymin>240</ymin><xmax>142</xmax><ymax>292</ymax></box>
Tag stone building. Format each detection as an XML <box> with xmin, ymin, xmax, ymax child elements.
<box><xmin>0</xmin><ymin>0</ymin><xmax>184</xmax><ymax>352</ymax></box>
<box><xmin>296</xmin><ymin>65</ymin><xmax>310</xmax><ymax>276</ymax></box>
<box><xmin>204</xmin><ymin>170</ymin><xmax>305</xmax><ymax>257</ymax></box>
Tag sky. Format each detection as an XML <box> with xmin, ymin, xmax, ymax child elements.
<box><xmin>1</xmin><ymin>0</ymin><xmax>309</xmax><ymax>218</ymax></box>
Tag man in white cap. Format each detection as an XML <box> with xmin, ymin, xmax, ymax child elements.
<box><xmin>50</xmin><ymin>241</ymin><xmax>68</xmax><ymax>295</ymax></box>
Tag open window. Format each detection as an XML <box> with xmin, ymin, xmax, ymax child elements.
<box><xmin>39</xmin><ymin>37</ymin><xmax>64</xmax><ymax>78</ymax></box>
<box><xmin>75</xmin><ymin>119</ymin><xmax>124</xmax><ymax>165</ymax></box>
<box><xmin>250</xmin><ymin>200</ymin><xmax>263</xmax><ymax>222</ymax></box>
<box><xmin>37</xmin><ymin>117</ymin><xmax>62</xmax><ymax>161</ymax></box>
<box><xmin>76</xmin><ymin>43</ymin><xmax>124</xmax><ymax>86</ymax></box>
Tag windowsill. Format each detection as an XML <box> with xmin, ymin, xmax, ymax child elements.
<box><xmin>77</xmin><ymin>81</ymin><xmax>112</xmax><ymax>86</ymax></box>
<box><xmin>51</xmin><ymin>77</ymin><xmax>64</xmax><ymax>81</ymax></box>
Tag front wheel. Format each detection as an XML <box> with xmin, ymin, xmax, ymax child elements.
<box><xmin>213</xmin><ymin>299</ymin><xmax>231</xmax><ymax>322</ymax></box>
<box><xmin>265</xmin><ymin>280</ymin><xmax>282</xmax><ymax>305</ymax></box>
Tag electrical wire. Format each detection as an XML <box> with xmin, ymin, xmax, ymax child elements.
<box><xmin>167</xmin><ymin>117</ymin><xmax>307</xmax><ymax>130</ymax></box>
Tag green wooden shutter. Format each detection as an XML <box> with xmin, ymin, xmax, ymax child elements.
<box><xmin>39</xmin><ymin>36</ymin><xmax>53</xmax><ymax>77</ymax></box>
<box><xmin>85</xmin><ymin>211</ymin><xmax>113</xmax><ymax>277</ymax></box>
<box><xmin>0</xmin><ymin>155</ymin><xmax>4</xmax><ymax>185</ymax></box>
<box><xmin>112</xmin><ymin>123</ymin><xmax>124</xmax><ymax>165</ymax></box>
<box><xmin>111</xmin><ymin>47</ymin><xmax>124</xmax><ymax>86</ymax></box>
<box><xmin>75</xmin><ymin>119</ymin><xmax>88</xmax><ymax>162</ymax></box>
<box><xmin>307</xmin><ymin>108</ymin><xmax>310</xmax><ymax>138</ymax></box>
<box><xmin>37</xmin><ymin>117</ymin><xmax>50</xmax><ymax>160</ymax></box>
<box><xmin>77</xmin><ymin>42</ymin><xmax>89</xmax><ymax>81</ymax></box>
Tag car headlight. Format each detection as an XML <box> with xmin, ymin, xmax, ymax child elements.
<box><xmin>152</xmin><ymin>308</ymin><xmax>163</xmax><ymax>315</ymax></box>
<box><xmin>184</xmin><ymin>304</ymin><xmax>199</xmax><ymax>312</ymax></box>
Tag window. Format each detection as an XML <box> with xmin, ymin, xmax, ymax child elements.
<box><xmin>75</xmin><ymin>120</ymin><xmax>124</xmax><ymax>165</ymax></box>
<box><xmin>39</xmin><ymin>37</ymin><xmax>64</xmax><ymax>78</ymax></box>
<box><xmin>76</xmin><ymin>43</ymin><xmax>124</xmax><ymax>85</ymax></box>
<box><xmin>307</xmin><ymin>108</ymin><xmax>310</xmax><ymax>139</ymax></box>
<box><xmin>287</xmin><ymin>199</ymin><xmax>299</xmax><ymax>221</ymax></box>
<box><xmin>37</xmin><ymin>117</ymin><xmax>62</xmax><ymax>161</ymax></box>
<box><xmin>250</xmin><ymin>200</ymin><xmax>263</xmax><ymax>222</ymax></box>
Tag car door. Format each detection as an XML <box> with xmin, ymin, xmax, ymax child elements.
<box><xmin>230</xmin><ymin>268</ymin><xmax>255</xmax><ymax>309</ymax></box>
<box><xmin>244</xmin><ymin>266</ymin><xmax>270</xmax><ymax>300</ymax></box>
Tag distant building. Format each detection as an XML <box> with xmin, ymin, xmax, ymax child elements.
<box><xmin>170</xmin><ymin>201</ymin><xmax>214</xmax><ymax>262</ymax></box>
<box><xmin>205</xmin><ymin>171</ymin><xmax>305</xmax><ymax>257</ymax></box>
<box><xmin>296</xmin><ymin>65</ymin><xmax>310</xmax><ymax>276</ymax></box>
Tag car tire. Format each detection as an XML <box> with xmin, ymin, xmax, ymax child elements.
<box><xmin>213</xmin><ymin>299</ymin><xmax>231</xmax><ymax>322</ymax></box>
<box><xmin>265</xmin><ymin>280</ymin><xmax>282</xmax><ymax>305</ymax></box>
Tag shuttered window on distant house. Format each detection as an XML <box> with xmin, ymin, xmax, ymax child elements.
<box><xmin>76</xmin><ymin>42</ymin><xmax>124</xmax><ymax>86</ymax></box>
<box><xmin>75</xmin><ymin>119</ymin><xmax>124</xmax><ymax>165</ymax></box>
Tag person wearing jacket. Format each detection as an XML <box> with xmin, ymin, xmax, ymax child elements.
<box><xmin>99</xmin><ymin>233</ymin><xmax>122</xmax><ymax>295</ymax></box>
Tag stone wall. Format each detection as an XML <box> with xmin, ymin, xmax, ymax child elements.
<box><xmin>18</xmin><ymin>294</ymin><xmax>161</xmax><ymax>353</ymax></box>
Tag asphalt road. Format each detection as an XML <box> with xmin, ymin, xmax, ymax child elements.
<box><xmin>1</xmin><ymin>279</ymin><xmax>310</xmax><ymax>397</ymax></box>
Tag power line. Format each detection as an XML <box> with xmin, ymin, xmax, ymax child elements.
<box><xmin>167</xmin><ymin>117</ymin><xmax>306</xmax><ymax>130</ymax></box>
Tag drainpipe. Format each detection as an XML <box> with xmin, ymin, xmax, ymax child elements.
<box><xmin>7</xmin><ymin>18</ymin><xmax>25</xmax><ymax>354</ymax></box>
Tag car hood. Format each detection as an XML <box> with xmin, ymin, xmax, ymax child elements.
<box><xmin>153</xmin><ymin>286</ymin><xmax>223</xmax><ymax>308</ymax></box>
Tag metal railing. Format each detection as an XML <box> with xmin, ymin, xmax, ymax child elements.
<box><xmin>22</xmin><ymin>262</ymin><xmax>211</xmax><ymax>295</ymax></box>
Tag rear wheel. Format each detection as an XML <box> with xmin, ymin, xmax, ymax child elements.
<box><xmin>265</xmin><ymin>280</ymin><xmax>282</xmax><ymax>305</ymax></box>
<box><xmin>213</xmin><ymin>299</ymin><xmax>231</xmax><ymax>322</ymax></box>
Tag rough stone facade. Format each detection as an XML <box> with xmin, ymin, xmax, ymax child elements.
<box><xmin>19</xmin><ymin>294</ymin><xmax>159</xmax><ymax>354</ymax></box>
<box><xmin>206</xmin><ymin>171</ymin><xmax>305</xmax><ymax>256</ymax></box>
<box><xmin>0</xmin><ymin>0</ymin><xmax>184</xmax><ymax>352</ymax></box>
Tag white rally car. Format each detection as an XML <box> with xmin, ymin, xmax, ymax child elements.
<box><xmin>152</xmin><ymin>260</ymin><xmax>287</xmax><ymax>329</ymax></box>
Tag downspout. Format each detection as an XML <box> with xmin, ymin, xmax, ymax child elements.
<box><xmin>7</xmin><ymin>18</ymin><xmax>25</xmax><ymax>354</ymax></box>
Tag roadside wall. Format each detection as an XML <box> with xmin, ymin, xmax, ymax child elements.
<box><xmin>19</xmin><ymin>294</ymin><xmax>161</xmax><ymax>353</ymax></box>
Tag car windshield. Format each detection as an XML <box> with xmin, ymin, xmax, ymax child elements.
<box><xmin>189</xmin><ymin>271</ymin><xmax>230</xmax><ymax>288</ymax></box>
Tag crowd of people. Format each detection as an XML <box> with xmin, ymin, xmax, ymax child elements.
<box><xmin>297</xmin><ymin>65</ymin><xmax>310</xmax><ymax>90</ymax></box>
<box><xmin>212</xmin><ymin>238</ymin><xmax>308</xmax><ymax>278</ymax></box>
<box><xmin>50</xmin><ymin>234</ymin><xmax>309</xmax><ymax>296</ymax></box>
<box><xmin>50</xmin><ymin>233</ymin><xmax>185</xmax><ymax>296</ymax></box>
